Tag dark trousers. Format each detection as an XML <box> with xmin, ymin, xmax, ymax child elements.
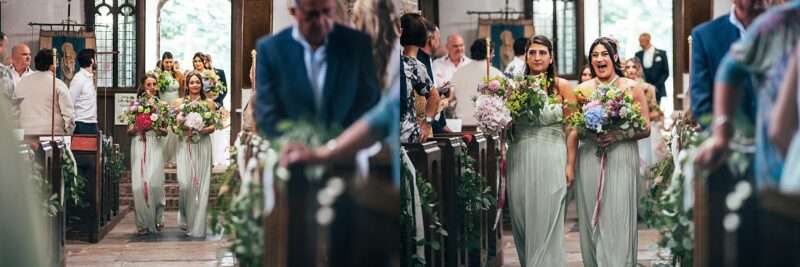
<box><xmin>74</xmin><ymin>122</ymin><xmax>98</xmax><ymax>135</ymax></box>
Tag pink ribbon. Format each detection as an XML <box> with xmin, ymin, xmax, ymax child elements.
<box><xmin>141</xmin><ymin>136</ymin><xmax>149</xmax><ymax>207</ymax></box>
<box><xmin>591</xmin><ymin>151</ymin><xmax>607</xmax><ymax>228</ymax></box>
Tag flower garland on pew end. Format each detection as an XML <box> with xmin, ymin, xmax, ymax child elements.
<box><xmin>211</xmin><ymin>120</ymin><xmax>341</xmax><ymax>267</ymax></box>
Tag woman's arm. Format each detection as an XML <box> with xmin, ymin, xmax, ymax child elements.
<box><xmin>126</xmin><ymin>124</ymin><xmax>138</xmax><ymax>136</ymax></box>
<box><xmin>769</xmin><ymin>53</ymin><xmax>799</xmax><ymax>157</ymax></box>
<box><xmin>558</xmin><ymin>78</ymin><xmax>578</xmax><ymax>186</ymax></box>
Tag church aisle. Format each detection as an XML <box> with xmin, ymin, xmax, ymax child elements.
<box><xmin>501</xmin><ymin>201</ymin><xmax>666</xmax><ymax>266</ymax></box>
<box><xmin>65</xmin><ymin>211</ymin><xmax>234</xmax><ymax>267</ymax></box>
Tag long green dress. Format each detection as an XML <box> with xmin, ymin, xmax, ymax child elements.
<box><xmin>131</xmin><ymin>130</ymin><xmax>166</xmax><ymax>233</ymax></box>
<box><xmin>507</xmin><ymin>100</ymin><xmax>567</xmax><ymax>266</ymax></box>
<box><xmin>161</xmin><ymin>74</ymin><xmax>180</xmax><ymax>163</ymax></box>
<box><xmin>575</xmin><ymin>81</ymin><xmax>639</xmax><ymax>266</ymax></box>
<box><xmin>176</xmin><ymin>128</ymin><xmax>212</xmax><ymax>238</ymax></box>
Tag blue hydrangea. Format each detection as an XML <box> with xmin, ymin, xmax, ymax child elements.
<box><xmin>584</xmin><ymin>105</ymin><xmax>607</xmax><ymax>133</ymax></box>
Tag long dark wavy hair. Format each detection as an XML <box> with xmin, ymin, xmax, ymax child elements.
<box><xmin>588</xmin><ymin>37</ymin><xmax>625</xmax><ymax>78</ymax></box>
<box><xmin>137</xmin><ymin>73</ymin><xmax>160</xmax><ymax>99</ymax></box>
<box><xmin>184</xmin><ymin>71</ymin><xmax>207</xmax><ymax>100</ymax></box>
<box><xmin>160</xmin><ymin>51</ymin><xmax>178</xmax><ymax>75</ymax></box>
<box><xmin>524</xmin><ymin>35</ymin><xmax>557</xmax><ymax>94</ymax></box>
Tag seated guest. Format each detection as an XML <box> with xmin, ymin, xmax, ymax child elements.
<box><xmin>69</xmin><ymin>49</ymin><xmax>98</xmax><ymax>134</ymax></box>
<box><xmin>16</xmin><ymin>49</ymin><xmax>75</xmax><ymax>137</ymax></box>
<box><xmin>451</xmin><ymin>38</ymin><xmax>504</xmax><ymax>126</ymax></box>
<box><xmin>10</xmin><ymin>43</ymin><xmax>32</xmax><ymax>85</ymax></box>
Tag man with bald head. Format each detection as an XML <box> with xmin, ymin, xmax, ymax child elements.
<box><xmin>433</xmin><ymin>33</ymin><xmax>471</xmax><ymax>87</ymax></box>
<box><xmin>10</xmin><ymin>43</ymin><xmax>32</xmax><ymax>85</ymax></box>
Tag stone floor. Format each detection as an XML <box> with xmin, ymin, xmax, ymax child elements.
<box><xmin>66</xmin><ymin>210</ymin><xmax>235</xmax><ymax>267</ymax></box>
<box><xmin>501</xmin><ymin>200</ymin><xmax>671</xmax><ymax>267</ymax></box>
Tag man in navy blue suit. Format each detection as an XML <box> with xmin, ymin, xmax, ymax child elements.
<box><xmin>689</xmin><ymin>2</ymin><xmax>765</xmax><ymax>266</ymax></box>
<box><xmin>635</xmin><ymin>33</ymin><xmax>670</xmax><ymax>104</ymax></box>
<box><xmin>254</xmin><ymin>0</ymin><xmax>380</xmax><ymax>138</ymax></box>
<box><xmin>690</xmin><ymin>1</ymin><xmax>761</xmax><ymax>127</ymax></box>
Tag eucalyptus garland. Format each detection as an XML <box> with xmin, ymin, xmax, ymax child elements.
<box><xmin>22</xmin><ymin>147</ymin><xmax>60</xmax><ymax>217</ymax></box>
<box><xmin>401</xmin><ymin>160</ymin><xmax>448</xmax><ymax>267</ymax></box>
<box><xmin>61</xmin><ymin>149</ymin><xmax>88</xmax><ymax>208</ymax></box>
<box><xmin>103</xmin><ymin>140</ymin><xmax>125</xmax><ymax>184</ymax></box>
<box><xmin>456</xmin><ymin>146</ymin><xmax>494</xmax><ymax>251</ymax></box>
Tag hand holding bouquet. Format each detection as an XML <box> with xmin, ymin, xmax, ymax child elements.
<box><xmin>169</xmin><ymin>99</ymin><xmax>222</xmax><ymax>143</ymax></box>
<box><xmin>119</xmin><ymin>97</ymin><xmax>170</xmax><ymax>133</ymax></box>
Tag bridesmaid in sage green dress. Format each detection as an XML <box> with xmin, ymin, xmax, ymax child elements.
<box><xmin>507</xmin><ymin>35</ymin><xmax>578</xmax><ymax>267</ymax></box>
<box><xmin>159</xmin><ymin>52</ymin><xmax>183</xmax><ymax>165</ymax></box>
<box><xmin>574</xmin><ymin>37</ymin><xmax>650</xmax><ymax>267</ymax></box>
<box><xmin>174</xmin><ymin>72</ymin><xmax>216</xmax><ymax>238</ymax></box>
<box><xmin>129</xmin><ymin>73</ymin><xmax>168</xmax><ymax>234</ymax></box>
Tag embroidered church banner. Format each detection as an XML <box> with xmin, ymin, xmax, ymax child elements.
<box><xmin>478</xmin><ymin>19</ymin><xmax>534</xmax><ymax>71</ymax></box>
<box><xmin>39</xmin><ymin>31</ymin><xmax>97</xmax><ymax>86</ymax></box>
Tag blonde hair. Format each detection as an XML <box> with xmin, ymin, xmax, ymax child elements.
<box><xmin>351</xmin><ymin>0</ymin><xmax>399</xmax><ymax>89</ymax></box>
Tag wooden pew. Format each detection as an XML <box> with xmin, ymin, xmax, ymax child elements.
<box><xmin>758</xmin><ymin>188</ymin><xmax>800</xmax><ymax>266</ymax></box>
<box><xmin>263</xmin><ymin>143</ymin><xmax>398</xmax><ymax>267</ymax></box>
<box><xmin>437</xmin><ymin>131</ymin><xmax>490</xmax><ymax>267</ymax></box>
<box><xmin>428</xmin><ymin>136</ymin><xmax>467</xmax><ymax>267</ymax></box>
<box><xmin>67</xmin><ymin>133</ymin><xmax>125</xmax><ymax>243</ymax></box>
<box><xmin>484</xmin><ymin>133</ymin><xmax>503</xmax><ymax>267</ymax></box>
<box><xmin>33</xmin><ymin>140</ymin><xmax>66</xmax><ymax>267</ymax></box>
<box><xmin>403</xmin><ymin>141</ymin><xmax>445</xmax><ymax>267</ymax></box>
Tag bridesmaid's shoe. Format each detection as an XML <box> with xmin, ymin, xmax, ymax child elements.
<box><xmin>156</xmin><ymin>223</ymin><xmax>164</xmax><ymax>232</ymax></box>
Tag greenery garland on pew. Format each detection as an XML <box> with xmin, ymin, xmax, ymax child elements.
<box><xmin>62</xmin><ymin>148</ymin><xmax>88</xmax><ymax>209</ymax></box>
<box><xmin>22</xmin><ymin>146</ymin><xmax>60</xmax><ymax>217</ymax></box>
<box><xmin>103</xmin><ymin>140</ymin><xmax>125</xmax><ymax>185</ymax></box>
<box><xmin>401</xmin><ymin>161</ymin><xmax>448</xmax><ymax>266</ymax></box>
<box><xmin>456</xmin><ymin>145</ymin><xmax>494</xmax><ymax>251</ymax></box>
<box><xmin>641</xmin><ymin>113</ymin><xmax>755</xmax><ymax>266</ymax></box>
<box><xmin>212</xmin><ymin>121</ymin><xmax>340</xmax><ymax>266</ymax></box>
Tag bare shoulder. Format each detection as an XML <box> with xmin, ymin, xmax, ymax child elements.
<box><xmin>206</xmin><ymin>99</ymin><xmax>217</xmax><ymax>111</ymax></box>
<box><xmin>576</xmin><ymin>79</ymin><xmax>594</xmax><ymax>90</ymax></box>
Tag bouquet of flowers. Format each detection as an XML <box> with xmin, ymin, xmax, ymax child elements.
<box><xmin>473</xmin><ymin>76</ymin><xmax>512</xmax><ymax>135</ymax></box>
<box><xmin>155</xmin><ymin>71</ymin><xmax>174</xmax><ymax>93</ymax></box>
<box><xmin>119</xmin><ymin>97</ymin><xmax>170</xmax><ymax>132</ymax></box>
<box><xmin>567</xmin><ymin>83</ymin><xmax>647</xmax><ymax>138</ymax></box>
<box><xmin>202</xmin><ymin>69</ymin><xmax>227</xmax><ymax>98</ymax></box>
<box><xmin>169</xmin><ymin>99</ymin><xmax>222</xmax><ymax>143</ymax></box>
<box><xmin>505</xmin><ymin>73</ymin><xmax>558</xmax><ymax>123</ymax></box>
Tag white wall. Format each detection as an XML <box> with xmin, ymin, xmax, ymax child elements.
<box><xmin>714</xmin><ymin>0</ymin><xmax>731</xmax><ymax>18</ymax></box>
<box><xmin>1</xmin><ymin>0</ymin><xmax>85</xmax><ymax>55</ymax></box>
<box><xmin>273</xmin><ymin>0</ymin><xmax>294</xmax><ymax>34</ymax></box>
<box><xmin>437</xmin><ymin>0</ymin><xmax>525</xmax><ymax>58</ymax></box>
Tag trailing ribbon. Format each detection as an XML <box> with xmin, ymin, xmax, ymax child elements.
<box><xmin>591</xmin><ymin>150</ymin><xmax>608</xmax><ymax>228</ymax></box>
<box><xmin>142</xmin><ymin>135</ymin><xmax>149</xmax><ymax>207</ymax></box>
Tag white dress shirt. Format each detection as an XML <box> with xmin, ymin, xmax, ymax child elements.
<box><xmin>729</xmin><ymin>6</ymin><xmax>746</xmax><ymax>37</ymax></box>
<box><xmin>504</xmin><ymin>56</ymin><xmax>526</xmax><ymax>77</ymax></box>
<box><xmin>433</xmin><ymin>54</ymin><xmax>472</xmax><ymax>87</ymax></box>
<box><xmin>643</xmin><ymin>46</ymin><xmax>656</xmax><ymax>69</ymax></box>
<box><xmin>69</xmin><ymin>68</ymin><xmax>97</xmax><ymax>123</ymax></box>
<box><xmin>291</xmin><ymin>25</ymin><xmax>328</xmax><ymax>111</ymax></box>
<box><xmin>11</xmin><ymin>66</ymin><xmax>32</xmax><ymax>85</ymax></box>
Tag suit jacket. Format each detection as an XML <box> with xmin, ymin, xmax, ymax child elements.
<box><xmin>15</xmin><ymin>71</ymin><xmax>75</xmax><ymax>135</ymax></box>
<box><xmin>690</xmin><ymin>13</ymin><xmax>755</xmax><ymax>126</ymax></box>
<box><xmin>213</xmin><ymin>68</ymin><xmax>227</xmax><ymax>109</ymax></box>
<box><xmin>636</xmin><ymin>48</ymin><xmax>669</xmax><ymax>100</ymax></box>
<box><xmin>255</xmin><ymin>24</ymin><xmax>381</xmax><ymax>137</ymax></box>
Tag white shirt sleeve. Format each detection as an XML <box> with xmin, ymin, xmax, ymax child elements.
<box><xmin>58</xmin><ymin>82</ymin><xmax>76</xmax><ymax>135</ymax></box>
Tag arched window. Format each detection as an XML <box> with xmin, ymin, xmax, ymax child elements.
<box><xmin>93</xmin><ymin>0</ymin><xmax>137</xmax><ymax>89</ymax></box>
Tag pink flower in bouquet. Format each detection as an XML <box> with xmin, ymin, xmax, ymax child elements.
<box><xmin>150</xmin><ymin>113</ymin><xmax>159</xmax><ymax>122</ymax></box>
<box><xmin>585</xmin><ymin>100</ymin><xmax>602</xmax><ymax>110</ymax></box>
<box><xmin>176</xmin><ymin>112</ymin><xmax>185</xmax><ymax>123</ymax></box>
<box><xmin>129</xmin><ymin>105</ymin><xmax>138</xmax><ymax>112</ymax></box>
<box><xmin>135</xmin><ymin>113</ymin><xmax>153</xmax><ymax>131</ymax></box>
<box><xmin>488</xmin><ymin>79</ymin><xmax>501</xmax><ymax>93</ymax></box>
<box><xmin>184</xmin><ymin>112</ymin><xmax>205</xmax><ymax>130</ymax></box>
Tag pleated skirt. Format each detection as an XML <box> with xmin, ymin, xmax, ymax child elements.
<box><xmin>131</xmin><ymin>131</ymin><xmax>166</xmax><ymax>232</ymax></box>
<box><xmin>176</xmin><ymin>135</ymin><xmax>212</xmax><ymax>238</ymax></box>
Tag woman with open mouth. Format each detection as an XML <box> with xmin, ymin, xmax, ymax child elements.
<box><xmin>574</xmin><ymin>37</ymin><xmax>651</xmax><ymax>267</ymax></box>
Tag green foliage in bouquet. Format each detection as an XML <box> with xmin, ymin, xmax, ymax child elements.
<box><xmin>168</xmin><ymin>99</ymin><xmax>222</xmax><ymax>143</ymax></box>
<box><xmin>505</xmin><ymin>73</ymin><xmax>552</xmax><ymax>122</ymax></box>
